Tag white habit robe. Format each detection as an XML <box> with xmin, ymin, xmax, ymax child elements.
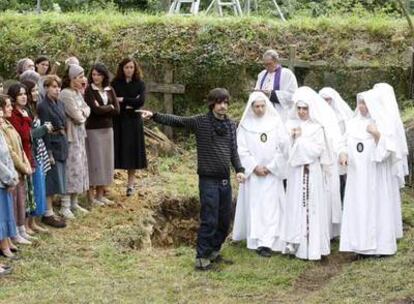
<box><xmin>339</xmin><ymin>90</ymin><xmax>398</xmax><ymax>256</ymax></box>
<box><xmin>233</xmin><ymin>92</ymin><xmax>288</xmax><ymax>251</ymax></box>
<box><xmin>323</xmin><ymin>155</ymin><xmax>342</xmax><ymax>239</ymax></box>
<box><xmin>319</xmin><ymin>87</ymin><xmax>354</xmax><ymax>239</ymax></box>
<box><xmin>255</xmin><ymin>67</ymin><xmax>298</xmax><ymax>123</ymax></box>
<box><xmin>374</xmin><ymin>83</ymin><xmax>407</xmax><ymax>240</ymax></box>
<box><xmin>281</xmin><ymin>119</ymin><xmax>331</xmax><ymax>260</ymax></box>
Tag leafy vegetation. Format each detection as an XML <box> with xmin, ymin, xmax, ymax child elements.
<box><xmin>0</xmin><ymin>0</ymin><xmax>405</xmax><ymax>17</ymax></box>
<box><xmin>0</xmin><ymin>11</ymin><xmax>411</xmax><ymax>114</ymax></box>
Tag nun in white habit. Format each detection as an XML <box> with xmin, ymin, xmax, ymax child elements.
<box><xmin>373</xmin><ymin>83</ymin><xmax>407</xmax><ymax>240</ymax></box>
<box><xmin>232</xmin><ymin>92</ymin><xmax>288</xmax><ymax>257</ymax></box>
<box><xmin>318</xmin><ymin>87</ymin><xmax>353</xmax><ymax>238</ymax></box>
<box><xmin>281</xmin><ymin>87</ymin><xmax>331</xmax><ymax>261</ymax></box>
<box><xmin>339</xmin><ymin>89</ymin><xmax>399</xmax><ymax>256</ymax></box>
<box><xmin>319</xmin><ymin>88</ymin><xmax>354</xmax><ymax>136</ymax></box>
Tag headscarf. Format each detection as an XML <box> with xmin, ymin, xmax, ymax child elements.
<box><xmin>68</xmin><ymin>64</ymin><xmax>84</xmax><ymax>80</ymax></box>
<box><xmin>19</xmin><ymin>70</ymin><xmax>41</xmax><ymax>83</ymax></box>
<box><xmin>373</xmin><ymin>83</ymin><xmax>408</xmax><ymax>184</ymax></box>
<box><xmin>355</xmin><ymin>89</ymin><xmax>398</xmax><ymax>161</ymax></box>
<box><xmin>290</xmin><ymin>86</ymin><xmax>342</xmax><ymax>152</ymax></box>
<box><xmin>319</xmin><ymin>87</ymin><xmax>354</xmax><ymax>123</ymax></box>
<box><xmin>356</xmin><ymin>89</ymin><xmax>393</xmax><ymax>136</ymax></box>
<box><xmin>16</xmin><ymin>58</ymin><xmax>34</xmax><ymax>75</ymax></box>
<box><xmin>238</xmin><ymin>92</ymin><xmax>282</xmax><ymax>133</ymax></box>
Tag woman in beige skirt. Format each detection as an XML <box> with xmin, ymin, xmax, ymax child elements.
<box><xmin>85</xmin><ymin>63</ymin><xmax>119</xmax><ymax>206</ymax></box>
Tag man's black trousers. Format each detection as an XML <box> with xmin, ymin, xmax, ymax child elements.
<box><xmin>196</xmin><ymin>177</ymin><xmax>232</xmax><ymax>259</ymax></box>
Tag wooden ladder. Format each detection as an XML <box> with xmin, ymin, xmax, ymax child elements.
<box><xmin>244</xmin><ymin>0</ymin><xmax>286</xmax><ymax>21</ymax></box>
<box><xmin>169</xmin><ymin>0</ymin><xmax>200</xmax><ymax>15</ymax></box>
<box><xmin>206</xmin><ymin>0</ymin><xmax>243</xmax><ymax>16</ymax></box>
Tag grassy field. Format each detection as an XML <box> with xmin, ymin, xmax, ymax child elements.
<box><xmin>0</xmin><ymin>148</ymin><xmax>414</xmax><ymax>304</ymax></box>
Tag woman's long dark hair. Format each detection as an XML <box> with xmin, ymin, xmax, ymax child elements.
<box><xmin>7</xmin><ymin>82</ymin><xmax>27</xmax><ymax>104</ymax></box>
<box><xmin>88</xmin><ymin>62</ymin><xmax>111</xmax><ymax>88</ymax></box>
<box><xmin>35</xmin><ymin>56</ymin><xmax>51</xmax><ymax>75</ymax></box>
<box><xmin>21</xmin><ymin>80</ymin><xmax>37</xmax><ymax>117</ymax></box>
<box><xmin>61</xmin><ymin>66</ymin><xmax>71</xmax><ymax>89</ymax></box>
<box><xmin>0</xmin><ymin>94</ymin><xmax>10</xmax><ymax>109</ymax></box>
<box><xmin>112</xmin><ymin>57</ymin><xmax>143</xmax><ymax>83</ymax></box>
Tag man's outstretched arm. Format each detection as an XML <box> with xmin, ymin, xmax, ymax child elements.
<box><xmin>139</xmin><ymin>110</ymin><xmax>198</xmax><ymax>131</ymax></box>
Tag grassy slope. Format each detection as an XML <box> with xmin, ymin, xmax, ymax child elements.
<box><xmin>0</xmin><ymin>11</ymin><xmax>409</xmax><ymax>68</ymax></box>
<box><xmin>0</xmin><ymin>146</ymin><xmax>413</xmax><ymax>303</ymax></box>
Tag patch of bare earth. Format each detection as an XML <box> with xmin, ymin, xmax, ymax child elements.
<box><xmin>150</xmin><ymin>197</ymin><xmax>200</xmax><ymax>247</ymax></box>
<box><xmin>392</xmin><ymin>297</ymin><xmax>414</xmax><ymax>304</ymax></box>
<box><xmin>293</xmin><ymin>250</ymin><xmax>355</xmax><ymax>298</ymax></box>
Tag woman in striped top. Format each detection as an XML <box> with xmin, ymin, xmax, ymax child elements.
<box><xmin>22</xmin><ymin>80</ymin><xmax>53</xmax><ymax>233</ymax></box>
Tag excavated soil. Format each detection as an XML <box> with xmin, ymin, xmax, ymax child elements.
<box><xmin>150</xmin><ymin>197</ymin><xmax>200</xmax><ymax>247</ymax></box>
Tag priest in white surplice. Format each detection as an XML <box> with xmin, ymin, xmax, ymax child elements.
<box><xmin>255</xmin><ymin>49</ymin><xmax>298</xmax><ymax>122</ymax></box>
<box><xmin>281</xmin><ymin>87</ymin><xmax>331</xmax><ymax>261</ymax></box>
<box><xmin>232</xmin><ymin>92</ymin><xmax>288</xmax><ymax>257</ymax></box>
<box><xmin>339</xmin><ymin>89</ymin><xmax>400</xmax><ymax>256</ymax></box>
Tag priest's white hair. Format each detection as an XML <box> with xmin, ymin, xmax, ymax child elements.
<box><xmin>263</xmin><ymin>50</ymin><xmax>279</xmax><ymax>61</ymax></box>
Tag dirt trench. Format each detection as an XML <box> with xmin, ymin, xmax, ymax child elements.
<box><xmin>150</xmin><ymin>197</ymin><xmax>200</xmax><ymax>247</ymax></box>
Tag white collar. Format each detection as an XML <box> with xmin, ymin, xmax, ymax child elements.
<box><xmin>91</xmin><ymin>83</ymin><xmax>111</xmax><ymax>91</ymax></box>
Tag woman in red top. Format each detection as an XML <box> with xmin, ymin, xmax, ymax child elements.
<box><xmin>7</xmin><ymin>83</ymin><xmax>37</xmax><ymax>241</ymax></box>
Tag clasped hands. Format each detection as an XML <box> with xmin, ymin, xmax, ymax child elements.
<box><xmin>254</xmin><ymin>165</ymin><xmax>270</xmax><ymax>177</ymax></box>
<box><xmin>290</xmin><ymin>127</ymin><xmax>302</xmax><ymax>139</ymax></box>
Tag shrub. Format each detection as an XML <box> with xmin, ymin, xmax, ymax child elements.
<box><xmin>0</xmin><ymin>12</ymin><xmax>410</xmax><ymax>113</ymax></box>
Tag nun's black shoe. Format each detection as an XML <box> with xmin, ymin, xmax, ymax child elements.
<box><xmin>257</xmin><ymin>247</ymin><xmax>272</xmax><ymax>258</ymax></box>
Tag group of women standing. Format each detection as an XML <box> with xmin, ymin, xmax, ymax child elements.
<box><xmin>0</xmin><ymin>56</ymin><xmax>147</xmax><ymax>275</ymax></box>
<box><xmin>234</xmin><ymin>84</ymin><xmax>406</xmax><ymax>261</ymax></box>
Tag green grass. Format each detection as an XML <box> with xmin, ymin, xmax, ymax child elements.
<box><xmin>3</xmin><ymin>91</ymin><xmax>414</xmax><ymax>304</ymax></box>
<box><xmin>1</xmin><ymin>149</ymin><xmax>414</xmax><ymax>303</ymax></box>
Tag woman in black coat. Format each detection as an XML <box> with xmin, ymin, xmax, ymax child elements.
<box><xmin>111</xmin><ymin>58</ymin><xmax>147</xmax><ymax>196</ymax></box>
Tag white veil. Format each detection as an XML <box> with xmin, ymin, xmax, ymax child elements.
<box><xmin>356</xmin><ymin>89</ymin><xmax>393</xmax><ymax>137</ymax></box>
<box><xmin>238</xmin><ymin>92</ymin><xmax>282</xmax><ymax>133</ymax></box>
<box><xmin>290</xmin><ymin>86</ymin><xmax>342</xmax><ymax>153</ymax></box>
<box><xmin>373</xmin><ymin>83</ymin><xmax>408</xmax><ymax>175</ymax></box>
<box><xmin>319</xmin><ymin>87</ymin><xmax>354</xmax><ymax>123</ymax></box>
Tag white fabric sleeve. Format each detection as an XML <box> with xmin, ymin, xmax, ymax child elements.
<box><xmin>237</xmin><ymin>129</ymin><xmax>258</xmax><ymax>178</ymax></box>
<box><xmin>288</xmin><ymin>128</ymin><xmax>324</xmax><ymax>167</ymax></box>
<box><xmin>266</xmin><ymin>129</ymin><xmax>289</xmax><ymax>178</ymax></box>
<box><xmin>255</xmin><ymin>70</ymin><xmax>266</xmax><ymax>90</ymax></box>
<box><xmin>372</xmin><ymin>133</ymin><xmax>393</xmax><ymax>163</ymax></box>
